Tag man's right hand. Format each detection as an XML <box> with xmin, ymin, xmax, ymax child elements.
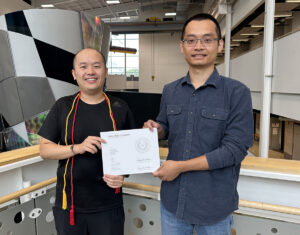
<box><xmin>74</xmin><ymin>136</ymin><xmax>106</xmax><ymax>155</ymax></box>
<box><xmin>143</xmin><ymin>119</ymin><xmax>165</xmax><ymax>139</ymax></box>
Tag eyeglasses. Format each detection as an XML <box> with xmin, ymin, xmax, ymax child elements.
<box><xmin>182</xmin><ymin>37</ymin><xmax>219</xmax><ymax>47</ymax></box>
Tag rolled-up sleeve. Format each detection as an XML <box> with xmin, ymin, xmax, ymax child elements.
<box><xmin>206</xmin><ymin>85</ymin><xmax>253</xmax><ymax>170</ymax></box>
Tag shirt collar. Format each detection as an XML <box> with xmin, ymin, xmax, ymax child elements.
<box><xmin>181</xmin><ymin>68</ymin><xmax>221</xmax><ymax>89</ymax></box>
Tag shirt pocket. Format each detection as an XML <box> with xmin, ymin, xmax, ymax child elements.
<box><xmin>201</xmin><ymin>108</ymin><xmax>228</xmax><ymax>121</ymax></box>
<box><xmin>198</xmin><ymin>107</ymin><xmax>228</xmax><ymax>144</ymax></box>
<box><xmin>167</xmin><ymin>105</ymin><xmax>182</xmax><ymax>134</ymax></box>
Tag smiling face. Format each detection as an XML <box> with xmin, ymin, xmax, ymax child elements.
<box><xmin>180</xmin><ymin>19</ymin><xmax>223</xmax><ymax>70</ymax></box>
<box><xmin>72</xmin><ymin>48</ymin><xmax>108</xmax><ymax>95</ymax></box>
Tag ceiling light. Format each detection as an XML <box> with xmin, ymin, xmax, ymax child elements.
<box><xmin>286</xmin><ymin>0</ymin><xmax>300</xmax><ymax>3</ymax></box>
<box><xmin>120</xmin><ymin>16</ymin><xmax>130</xmax><ymax>19</ymax></box>
<box><xmin>101</xmin><ymin>18</ymin><xmax>111</xmax><ymax>21</ymax></box>
<box><xmin>251</xmin><ymin>25</ymin><xmax>264</xmax><ymax>28</ymax></box>
<box><xmin>107</xmin><ymin>0</ymin><xmax>120</xmax><ymax>4</ymax></box>
<box><xmin>275</xmin><ymin>13</ymin><xmax>292</xmax><ymax>18</ymax></box>
<box><xmin>232</xmin><ymin>39</ymin><xmax>249</xmax><ymax>42</ymax></box>
<box><xmin>41</xmin><ymin>4</ymin><xmax>54</xmax><ymax>7</ymax></box>
<box><xmin>165</xmin><ymin>12</ymin><xmax>176</xmax><ymax>16</ymax></box>
<box><xmin>240</xmin><ymin>33</ymin><xmax>260</xmax><ymax>36</ymax></box>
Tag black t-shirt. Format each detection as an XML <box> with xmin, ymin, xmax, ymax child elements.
<box><xmin>38</xmin><ymin>93</ymin><xmax>135</xmax><ymax>213</ymax></box>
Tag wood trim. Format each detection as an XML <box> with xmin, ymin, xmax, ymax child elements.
<box><xmin>1</xmin><ymin>146</ymin><xmax>300</xmax><ymax>175</ymax></box>
<box><xmin>123</xmin><ymin>181</ymin><xmax>160</xmax><ymax>193</ymax></box>
<box><xmin>0</xmin><ymin>145</ymin><xmax>40</xmax><ymax>167</ymax></box>
<box><xmin>241</xmin><ymin>156</ymin><xmax>300</xmax><ymax>175</ymax></box>
<box><xmin>0</xmin><ymin>177</ymin><xmax>56</xmax><ymax>204</ymax></box>
<box><xmin>1</xmin><ymin>178</ymin><xmax>300</xmax><ymax>216</ymax></box>
<box><xmin>239</xmin><ymin>199</ymin><xmax>300</xmax><ymax>216</ymax></box>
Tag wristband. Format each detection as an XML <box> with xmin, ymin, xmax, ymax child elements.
<box><xmin>70</xmin><ymin>145</ymin><xmax>75</xmax><ymax>154</ymax></box>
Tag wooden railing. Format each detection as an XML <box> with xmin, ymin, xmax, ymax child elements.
<box><xmin>0</xmin><ymin>177</ymin><xmax>300</xmax><ymax>216</ymax></box>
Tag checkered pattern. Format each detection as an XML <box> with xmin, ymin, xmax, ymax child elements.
<box><xmin>0</xmin><ymin>9</ymin><xmax>83</xmax><ymax>148</ymax></box>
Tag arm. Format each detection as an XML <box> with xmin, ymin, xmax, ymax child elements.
<box><xmin>40</xmin><ymin>136</ymin><xmax>107</xmax><ymax>160</ymax></box>
<box><xmin>205</xmin><ymin>85</ymin><xmax>253</xmax><ymax>170</ymax></box>
<box><xmin>153</xmin><ymin>155</ymin><xmax>209</xmax><ymax>181</ymax></box>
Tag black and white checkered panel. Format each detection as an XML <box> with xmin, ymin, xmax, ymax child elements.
<box><xmin>24</xmin><ymin>9</ymin><xmax>83</xmax><ymax>55</ymax></box>
<box><xmin>0</xmin><ymin>9</ymin><xmax>81</xmax><ymax>128</ymax></box>
<box><xmin>8</xmin><ymin>31</ymin><xmax>46</xmax><ymax>78</ymax></box>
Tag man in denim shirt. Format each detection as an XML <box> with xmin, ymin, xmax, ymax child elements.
<box><xmin>144</xmin><ymin>13</ymin><xmax>253</xmax><ymax>235</ymax></box>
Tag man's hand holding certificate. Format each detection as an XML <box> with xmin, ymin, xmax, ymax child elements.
<box><xmin>100</xmin><ymin>128</ymin><xmax>160</xmax><ymax>175</ymax></box>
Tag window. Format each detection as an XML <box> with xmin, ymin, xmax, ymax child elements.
<box><xmin>107</xmin><ymin>34</ymin><xmax>139</xmax><ymax>77</ymax></box>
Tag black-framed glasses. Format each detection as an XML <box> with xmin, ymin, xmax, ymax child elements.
<box><xmin>182</xmin><ymin>37</ymin><xmax>219</xmax><ymax>47</ymax></box>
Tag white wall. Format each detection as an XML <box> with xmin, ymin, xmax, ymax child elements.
<box><xmin>217</xmin><ymin>30</ymin><xmax>300</xmax><ymax>121</ymax></box>
<box><xmin>139</xmin><ymin>32</ymin><xmax>187</xmax><ymax>93</ymax></box>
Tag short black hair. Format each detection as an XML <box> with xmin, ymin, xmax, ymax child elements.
<box><xmin>181</xmin><ymin>13</ymin><xmax>222</xmax><ymax>41</ymax></box>
<box><xmin>73</xmin><ymin>48</ymin><xmax>106</xmax><ymax>69</ymax></box>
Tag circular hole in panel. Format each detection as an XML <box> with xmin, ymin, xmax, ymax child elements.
<box><xmin>50</xmin><ymin>196</ymin><xmax>56</xmax><ymax>204</ymax></box>
<box><xmin>139</xmin><ymin>204</ymin><xmax>146</xmax><ymax>212</ymax></box>
<box><xmin>14</xmin><ymin>212</ymin><xmax>25</xmax><ymax>224</ymax></box>
<box><xmin>128</xmin><ymin>209</ymin><xmax>132</xmax><ymax>214</ymax></box>
<box><xmin>133</xmin><ymin>218</ymin><xmax>143</xmax><ymax>228</ymax></box>
<box><xmin>271</xmin><ymin>228</ymin><xmax>278</xmax><ymax>233</ymax></box>
<box><xmin>149</xmin><ymin>221</ymin><xmax>154</xmax><ymax>226</ymax></box>
<box><xmin>46</xmin><ymin>211</ymin><xmax>54</xmax><ymax>223</ymax></box>
<box><xmin>7</xmin><ymin>231</ymin><xmax>12</xmax><ymax>235</ymax></box>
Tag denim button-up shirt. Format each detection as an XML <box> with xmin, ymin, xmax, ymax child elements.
<box><xmin>157</xmin><ymin>69</ymin><xmax>253</xmax><ymax>225</ymax></box>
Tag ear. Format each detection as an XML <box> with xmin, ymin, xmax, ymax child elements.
<box><xmin>217</xmin><ymin>39</ymin><xmax>224</xmax><ymax>53</ymax></box>
<box><xmin>72</xmin><ymin>69</ymin><xmax>76</xmax><ymax>80</ymax></box>
<box><xmin>180</xmin><ymin>40</ymin><xmax>184</xmax><ymax>54</ymax></box>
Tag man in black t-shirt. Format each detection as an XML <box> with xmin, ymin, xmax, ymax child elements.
<box><xmin>39</xmin><ymin>48</ymin><xmax>135</xmax><ymax>235</ymax></box>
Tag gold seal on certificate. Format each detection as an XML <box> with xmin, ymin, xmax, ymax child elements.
<box><xmin>100</xmin><ymin>128</ymin><xmax>160</xmax><ymax>175</ymax></box>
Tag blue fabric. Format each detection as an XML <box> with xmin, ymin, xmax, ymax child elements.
<box><xmin>161</xmin><ymin>203</ymin><xmax>233</xmax><ymax>235</ymax></box>
<box><xmin>156</xmin><ymin>69</ymin><xmax>253</xmax><ymax>225</ymax></box>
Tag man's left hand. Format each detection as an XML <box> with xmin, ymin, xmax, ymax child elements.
<box><xmin>103</xmin><ymin>174</ymin><xmax>124</xmax><ymax>188</ymax></box>
<box><xmin>153</xmin><ymin>160</ymin><xmax>182</xmax><ymax>181</ymax></box>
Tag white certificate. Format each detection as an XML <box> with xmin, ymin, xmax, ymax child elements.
<box><xmin>100</xmin><ymin>128</ymin><xmax>160</xmax><ymax>175</ymax></box>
